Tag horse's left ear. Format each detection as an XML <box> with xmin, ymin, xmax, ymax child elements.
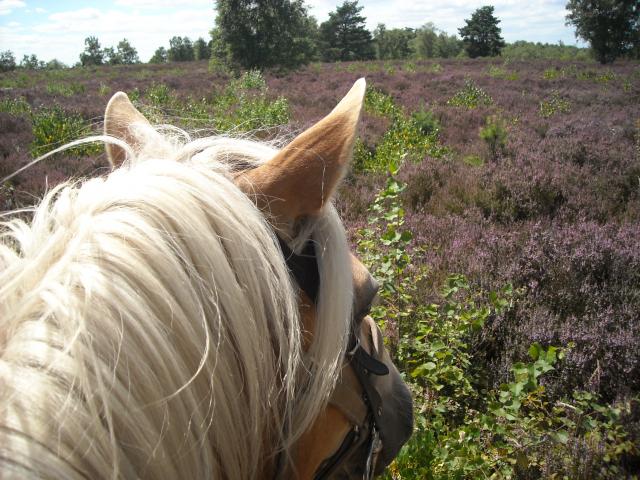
<box><xmin>237</xmin><ymin>78</ymin><xmax>366</xmax><ymax>222</ymax></box>
<box><xmin>104</xmin><ymin>91</ymin><xmax>171</xmax><ymax>166</ymax></box>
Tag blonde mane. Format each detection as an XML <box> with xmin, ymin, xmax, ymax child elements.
<box><xmin>0</xmin><ymin>129</ymin><xmax>353</xmax><ymax>478</ymax></box>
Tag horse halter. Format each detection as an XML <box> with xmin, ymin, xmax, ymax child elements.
<box><xmin>276</xmin><ymin>235</ymin><xmax>391</xmax><ymax>479</ymax></box>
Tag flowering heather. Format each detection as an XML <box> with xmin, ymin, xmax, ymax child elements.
<box><xmin>1</xmin><ymin>59</ymin><xmax>639</xmax><ymax>428</ymax></box>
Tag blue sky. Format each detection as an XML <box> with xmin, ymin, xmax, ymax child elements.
<box><xmin>0</xmin><ymin>0</ymin><xmax>584</xmax><ymax>65</ymax></box>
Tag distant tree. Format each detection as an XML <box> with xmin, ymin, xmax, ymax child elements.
<box><xmin>458</xmin><ymin>6</ymin><xmax>506</xmax><ymax>58</ymax></box>
<box><xmin>80</xmin><ymin>36</ymin><xmax>105</xmax><ymax>66</ymax></box>
<box><xmin>149</xmin><ymin>46</ymin><xmax>168</xmax><ymax>64</ymax></box>
<box><xmin>104</xmin><ymin>47</ymin><xmax>120</xmax><ymax>65</ymax></box>
<box><xmin>412</xmin><ymin>23</ymin><xmax>463</xmax><ymax>59</ymax></box>
<box><xmin>565</xmin><ymin>0</ymin><xmax>639</xmax><ymax>64</ymax></box>
<box><xmin>168</xmin><ymin>36</ymin><xmax>195</xmax><ymax>62</ymax></box>
<box><xmin>45</xmin><ymin>59</ymin><xmax>67</xmax><ymax>70</ymax></box>
<box><xmin>0</xmin><ymin>50</ymin><xmax>16</xmax><ymax>72</ymax></box>
<box><xmin>20</xmin><ymin>54</ymin><xmax>44</xmax><ymax>69</ymax></box>
<box><xmin>193</xmin><ymin>37</ymin><xmax>211</xmax><ymax>60</ymax></box>
<box><xmin>319</xmin><ymin>0</ymin><xmax>375</xmax><ymax>62</ymax></box>
<box><xmin>502</xmin><ymin>40</ymin><xmax>591</xmax><ymax>61</ymax></box>
<box><xmin>214</xmin><ymin>0</ymin><xmax>317</xmax><ymax>70</ymax></box>
<box><xmin>116</xmin><ymin>39</ymin><xmax>140</xmax><ymax>64</ymax></box>
<box><xmin>373</xmin><ymin>24</ymin><xmax>415</xmax><ymax>60</ymax></box>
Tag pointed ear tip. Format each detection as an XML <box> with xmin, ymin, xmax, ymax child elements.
<box><xmin>107</xmin><ymin>91</ymin><xmax>131</xmax><ymax>108</ymax></box>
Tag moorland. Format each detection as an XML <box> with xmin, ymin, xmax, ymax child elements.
<box><xmin>1</xmin><ymin>58</ymin><xmax>639</xmax><ymax>478</ymax></box>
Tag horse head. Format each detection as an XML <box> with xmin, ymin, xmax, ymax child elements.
<box><xmin>0</xmin><ymin>79</ymin><xmax>412</xmax><ymax>479</ymax></box>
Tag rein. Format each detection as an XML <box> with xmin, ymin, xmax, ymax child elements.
<box><xmin>276</xmin><ymin>235</ymin><xmax>390</xmax><ymax>479</ymax></box>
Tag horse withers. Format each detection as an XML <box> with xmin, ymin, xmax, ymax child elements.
<box><xmin>0</xmin><ymin>78</ymin><xmax>412</xmax><ymax>479</ymax></box>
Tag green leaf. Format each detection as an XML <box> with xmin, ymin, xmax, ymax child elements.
<box><xmin>551</xmin><ymin>430</ymin><xmax>569</xmax><ymax>444</ymax></box>
<box><xmin>528</xmin><ymin>342</ymin><xmax>541</xmax><ymax>361</ymax></box>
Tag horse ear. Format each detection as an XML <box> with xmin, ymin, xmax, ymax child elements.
<box><xmin>104</xmin><ymin>92</ymin><xmax>169</xmax><ymax>166</ymax></box>
<box><xmin>237</xmin><ymin>78</ymin><xmax>366</xmax><ymax>221</ymax></box>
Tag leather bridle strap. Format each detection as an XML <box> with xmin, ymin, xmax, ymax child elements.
<box><xmin>275</xmin><ymin>234</ymin><xmax>390</xmax><ymax>479</ymax></box>
<box><xmin>276</xmin><ymin>235</ymin><xmax>320</xmax><ymax>303</ymax></box>
<box><xmin>314</xmin><ymin>335</ymin><xmax>389</xmax><ymax>480</ymax></box>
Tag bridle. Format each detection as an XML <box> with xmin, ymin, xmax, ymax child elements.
<box><xmin>276</xmin><ymin>235</ymin><xmax>391</xmax><ymax>479</ymax></box>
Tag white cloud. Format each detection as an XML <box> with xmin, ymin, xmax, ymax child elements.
<box><xmin>4</xmin><ymin>6</ymin><xmax>215</xmax><ymax>64</ymax></box>
<box><xmin>35</xmin><ymin>7</ymin><xmax>46</xmax><ymax>14</ymax></box>
<box><xmin>0</xmin><ymin>0</ymin><xmax>26</xmax><ymax>16</ymax></box>
<box><xmin>0</xmin><ymin>0</ymin><xmax>583</xmax><ymax>64</ymax></box>
<box><xmin>115</xmin><ymin>0</ymin><xmax>210</xmax><ymax>7</ymax></box>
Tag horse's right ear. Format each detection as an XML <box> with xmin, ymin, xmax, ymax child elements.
<box><xmin>104</xmin><ymin>92</ymin><xmax>170</xmax><ymax>166</ymax></box>
<box><xmin>236</xmin><ymin>78</ymin><xmax>366</xmax><ymax>224</ymax></box>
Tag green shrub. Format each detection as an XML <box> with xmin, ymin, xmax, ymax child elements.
<box><xmin>98</xmin><ymin>82</ymin><xmax>111</xmax><ymax>96</ymax></box>
<box><xmin>447</xmin><ymin>79</ymin><xmax>493</xmax><ymax>109</ymax></box>
<box><xmin>487</xmin><ymin>65</ymin><xmax>519</xmax><ymax>80</ymax></box>
<box><xmin>539</xmin><ymin>91</ymin><xmax>571</xmax><ymax>118</ymax></box>
<box><xmin>543</xmin><ymin>67</ymin><xmax>565</xmax><ymax>80</ymax></box>
<box><xmin>463</xmin><ymin>154</ymin><xmax>484</xmax><ymax>167</ymax></box>
<box><xmin>411</xmin><ymin>108</ymin><xmax>440</xmax><ymax>137</ymax></box>
<box><xmin>31</xmin><ymin>106</ymin><xmax>101</xmax><ymax>157</ymax></box>
<box><xmin>360</xmin><ymin>88</ymin><xmax>448</xmax><ymax>172</ymax></box>
<box><xmin>46</xmin><ymin>81</ymin><xmax>85</xmax><ymax>97</ymax></box>
<box><xmin>212</xmin><ymin>70</ymin><xmax>290</xmax><ymax>133</ymax></box>
<box><xmin>0</xmin><ymin>97</ymin><xmax>31</xmax><ymax>116</ymax></box>
<box><xmin>479</xmin><ymin>115</ymin><xmax>508</xmax><ymax>161</ymax></box>
<box><xmin>146</xmin><ymin>82</ymin><xmax>170</xmax><ymax>105</ymax></box>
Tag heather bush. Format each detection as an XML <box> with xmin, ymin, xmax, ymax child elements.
<box><xmin>359</xmin><ymin>173</ymin><xmax>638</xmax><ymax>479</ymax></box>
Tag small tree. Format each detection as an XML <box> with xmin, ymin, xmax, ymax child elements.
<box><xmin>458</xmin><ymin>6</ymin><xmax>505</xmax><ymax>58</ymax></box>
<box><xmin>20</xmin><ymin>54</ymin><xmax>44</xmax><ymax>69</ymax></box>
<box><xmin>566</xmin><ymin>0</ymin><xmax>639</xmax><ymax>64</ymax></box>
<box><xmin>149</xmin><ymin>46</ymin><xmax>168</xmax><ymax>64</ymax></box>
<box><xmin>104</xmin><ymin>47</ymin><xmax>120</xmax><ymax>65</ymax></box>
<box><xmin>0</xmin><ymin>50</ymin><xmax>16</xmax><ymax>72</ymax></box>
<box><xmin>45</xmin><ymin>59</ymin><xmax>67</xmax><ymax>70</ymax></box>
<box><xmin>193</xmin><ymin>37</ymin><xmax>211</xmax><ymax>60</ymax></box>
<box><xmin>319</xmin><ymin>0</ymin><xmax>375</xmax><ymax>62</ymax></box>
<box><xmin>80</xmin><ymin>36</ymin><xmax>105</xmax><ymax>66</ymax></box>
<box><xmin>116</xmin><ymin>39</ymin><xmax>140</xmax><ymax>64</ymax></box>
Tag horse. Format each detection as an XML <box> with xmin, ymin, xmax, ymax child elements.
<box><xmin>0</xmin><ymin>78</ymin><xmax>413</xmax><ymax>479</ymax></box>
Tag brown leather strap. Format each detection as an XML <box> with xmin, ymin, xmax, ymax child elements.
<box><xmin>328</xmin><ymin>364</ymin><xmax>368</xmax><ymax>427</ymax></box>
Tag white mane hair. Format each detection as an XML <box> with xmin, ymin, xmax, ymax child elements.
<box><xmin>0</xmin><ymin>126</ymin><xmax>353</xmax><ymax>479</ymax></box>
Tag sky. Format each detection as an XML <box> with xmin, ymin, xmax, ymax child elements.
<box><xmin>0</xmin><ymin>0</ymin><xmax>585</xmax><ymax>65</ymax></box>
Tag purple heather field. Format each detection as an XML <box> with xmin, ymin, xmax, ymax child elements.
<box><xmin>1</xmin><ymin>59</ymin><xmax>639</xmax><ymax>407</ymax></box>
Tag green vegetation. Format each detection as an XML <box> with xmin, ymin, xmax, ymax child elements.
<box><xmin>31</xmin><ymin>106</ymin><xmax>102</xmax><ymax>157</ymax></box>
<box><xmin>357</xmin><ymin>171</ymin><xmax>637</xmax><ymax>480</ymax></box>
<box><xmin>137</xmin><ymin>71</ymin><xmax>289</xmax><ymax>134</ymax></box>
<box><xmin>487</xmin><ymin>64</ymin><xmax>518</xmax><ymax>81</ymax></box>
<box><xmin>355</xmin><ymin>88</ymin><xmax>447</xmax><ymax>171</ymax></box>
<box><xmin>539</xmin><ymin>91</ymin><xmax>572</xmax><ymax>118</ymax></box>
<box><xmin>447</xmin><ymin>79</ymin><xmax>493</xmax><ymax>109</ymax></box>
<box><xmin>480</xmin><ymin>115</ymin><xmax>508</xmax><ymax>161</ymax></box>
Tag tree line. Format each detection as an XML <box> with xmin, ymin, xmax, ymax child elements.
<box><xmin>0</xmin><ymin>0</ymin><xmax>637</xmax><ymax>73</ymax></box>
